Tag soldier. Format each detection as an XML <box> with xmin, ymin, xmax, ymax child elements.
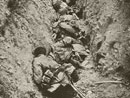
<box><xmin>59</xmin><ymin>22</ymin><xmax>79</xmax><ymax>38</ymax></box>
<box><xmin>52</xmin><ymin>0</ymin><xmax>68</xmax><ymax>15</ymax></box>
<box><xmin>32</xmin><ymin>47</ymin><xmax>60</xmax><ymax>91</ymax></box>
<box><xmin>52</xmin><ymin>14</ymin><xmax>80</xmax><ymax>41</ymax></box>
<box><xmin>53</xmin><ymin>36</ymin><xmax>81</xmax><ymax>48</ymax></box>
<box><xmin>32</xmin><ymin>47</ymin><xmax>80</xmax><ymax>98</ymax></box>
<box><xmin>52</xmin><ymin>36</ymin><xmax>85</xmax><ymax>70</ymax></box>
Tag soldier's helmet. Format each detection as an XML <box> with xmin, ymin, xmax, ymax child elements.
<box><xmin>32</xmin><ymin>47</ymin><xmax>47</xmax><ymax>57</ymax></box>
<box><xmin>33</xmin><ymin>41</ymin><xmax>54</xmax><ymax>57</ymax></box>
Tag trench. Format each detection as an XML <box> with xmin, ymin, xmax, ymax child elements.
<box><xmin>47</xmin><ymin>0</ymin><xmax>130</xmax><ymax>98</ymax></box>
<box><xmin>0</xmin><ymin>0</ymin><xmax>130</xmax><ymax>98</ymax></box>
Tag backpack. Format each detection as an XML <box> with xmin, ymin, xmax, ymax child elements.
<box><xmin>41</xmin><ymin>64</ymin><xmax>76</xmax><ymax>92</ymax></box>
<box><xmin>41</xmin><ymin>69</ymin><xmax>54</xmax><ymax>89</ymax></box>
<box><xmin>41</xmin><ymin>68</ymin><xmax>65</xmax><ymax>92</ymax></box>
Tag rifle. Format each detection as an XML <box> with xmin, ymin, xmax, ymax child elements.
<box><xmin>69</xmin><ymin>83</ymin><xmax>86</xmax><ymax>98</ymax></box>
<box><xmin>51</xmin><ymin>65</ymin><xmax>86</xmax><ymax>98</ymax></box>
<box><xmin>65</xmin><ymin>72</ymin><xmax>86</xmax><ymax>98</ymax></box>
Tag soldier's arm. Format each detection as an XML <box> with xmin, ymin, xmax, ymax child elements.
<box><xmin>33</xmin><ymin>61</ymin><xmax>43</xmax><ymax>85</ymax></box>
<box><xmin>69</xmin><ymin>57</ymin><xmax>81</xmax><ymax>69</ymax></box>
<box><xmin>70</xmin><ymin>58</ymin><xmax>85</xmax><ymax>70</ymax></box>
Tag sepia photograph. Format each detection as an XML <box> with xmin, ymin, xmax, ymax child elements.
<box><xmin>0</xmin><ymin>0</ymin><xmax>130</xmax><ymax>98</ymax></box>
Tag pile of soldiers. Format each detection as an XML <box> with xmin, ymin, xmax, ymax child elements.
<box><xmin>32</xmin><ymin>0</ymin><xmax>90</xmax><ymax>98</ymax></box>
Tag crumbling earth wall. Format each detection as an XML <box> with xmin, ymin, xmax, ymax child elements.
<box><xmin>77</xmin><ymin>0</ymin><xmax>130</xmax><ymax>79</ymax></box>
<box><xmin>1</xmin><ymin>0</ymin><xmax>130</xmax><ymax>97</ymax></box>
<box><xmin>0</xmin><ymin>0</ymin><xmax>56</xmax><ymax>98</ymax></box>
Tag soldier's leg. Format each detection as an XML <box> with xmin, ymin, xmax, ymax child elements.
<box><xmin>71</xmin><ymin>70</ymin><xmax>80</xmax><ymax>82</ymax></box>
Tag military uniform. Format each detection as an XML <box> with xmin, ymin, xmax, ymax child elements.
<box><xmin>32</xmin><ymin>55</ymin><xmax>60</xmax><ymax>85</ymax></box>
<box><xmin>32</xmin><ymin>54</ymin><xmax>78</xmax><ymax>94</ymax></box>
<box><xmin>52</xmin><ymin>37</ymin><xmax>84</xmax><ymax>70</ymax></box>
<box><xmin>32</xmin><ymin>0</ymin><xmax>89</xmax><ymax>97</ymax></box>
<box><xmin>53</xmin><ymin>0</ymin><xmax>68</xmax><ymax>15</ymax></box>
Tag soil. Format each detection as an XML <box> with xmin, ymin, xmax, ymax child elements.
<box><xmin>0</xmin><ymin>0</ymin><xmax>130</xmax><ymax>98</ymax></box>
<box><xmin>75</xmin><ymin>0</ymin><xmax>130</xmax><ymax>98</ymax></box>
<box><xmin>76</xmin><ymin>55</ymin><xmax>130</xmax><ymax>98</ymax></box>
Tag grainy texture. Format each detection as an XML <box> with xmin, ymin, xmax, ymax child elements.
<box><xmin>1</xmin><ymin>0</ymin><xmax>130</xmax><ymax>98</ymax></box>
<box><xmin>0</xmin><ymin>0</ymin><xmax>56</xmax><ymax>98</ymax></box>
<box><xmin>76</xmin><ymin>0</ymin><xmax>130</xmax><ymax>78</ymax></box>
<box><xmin>75</xmin><ymin>0</ymin><xmax>130</xmax><ymax>98</ymax></box>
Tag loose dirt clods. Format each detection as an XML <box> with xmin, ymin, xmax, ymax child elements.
<box><xmin>0</xmin><ymin>0</ymin><xmax>130</xmax><ymax>98</ymax></box>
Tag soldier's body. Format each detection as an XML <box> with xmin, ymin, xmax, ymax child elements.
<box><xmin>32</xmin><ymin>47</ymin><xmax>80</xmax><ymax>98</ymax></box>
<box><xmin>52</xmin><ymin>0</ymin><xmax>68</xmax><ymax>15</ymax></box>
<box><xmin>53</xmin><ymin>36</ymin><xmax>88</xmax><ymax>67</ymax></box>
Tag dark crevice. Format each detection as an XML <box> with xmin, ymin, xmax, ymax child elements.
<box><xmin>96</xmin><ymin>53</ymin><xmax>105</xmax><ymax>64</ymax></box>
<box><xmin>109</xmin><ymin>41</ymin><xmax>117</xmax><ymax>49</ymax></box>
<box><xmin>0</xmin><ymin>29</ymin><xmax>5</xmax><ymax>37</ymax></box>
<box><xmin>124</xmin><ymin>0</ymin><xmax>130</xmax><ymax>3</ymax></box>
<box><xmin>0</xmin><ymin>19</ymin><xmax>9</xmax><ymax>37</ymax></box>
<box><xmin>7</xmin><ymin>0</ymin><xmax>18</xmax><ymax>12</ymax></box>
<box><xmin>97</xmin><ymin>41</ymin><xmax>102</xmax><ymax>50</ymax></box>
<box><xmin>76</xmin><ymin>8</ymin><xmax>84</xmax><ymax>19</ymax></box>
<box><xmin>80</xmin><ymin>34</ymin><xmax>91</xmax><ymax>46</ymax></box>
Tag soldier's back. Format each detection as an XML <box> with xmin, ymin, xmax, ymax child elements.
<box><xmin>33</xmin><ymin>55</ymin><xmax>60</xmax><ymax>69</ymax></box>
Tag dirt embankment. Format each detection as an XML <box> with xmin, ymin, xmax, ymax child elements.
<box><xmin>75</xmin><ymin>0</ymin><xmax>130</xmax><ymax>98</ymax></box>
<box><xmin>1</xmin><ymin>0</ymin><xmax>130</xmax><ymax>98</ymax></box>
<box><xmin>77</xmin><ymin>0</ymin><xmax>130</xmax><ymax>79</ymax></box>
<box><xmin>0</xmin><ymin>0</ymin><xmax>56</xmax><ymax>98</ymax></box>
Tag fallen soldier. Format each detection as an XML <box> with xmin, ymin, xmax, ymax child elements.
<box><xmin>32</xmin><ymin>47</ymin><xmax>81</xmax><ymax>98</ymax></box>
